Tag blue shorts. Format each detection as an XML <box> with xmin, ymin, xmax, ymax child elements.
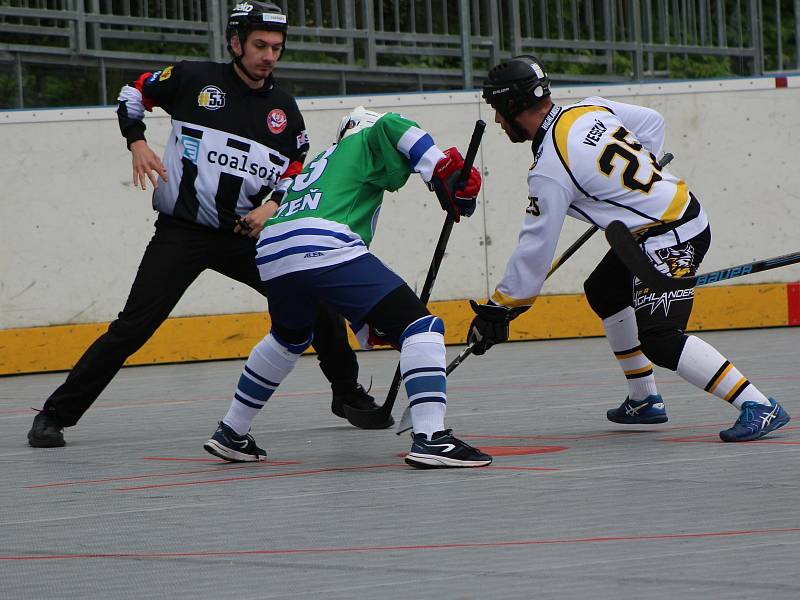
<box><xmin>264</xmin><ymin>253</ymin><xmax>405</xmax><ymax>330</ymax></box>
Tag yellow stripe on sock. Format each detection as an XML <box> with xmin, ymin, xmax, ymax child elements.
<box><xmin>624</xmin><ymin>365</ymin><xmax>653</xmax><ymax>377</ymax></box>
<box><xmin>707</xmin><ymin>363</ymin><xmax>733</xmax><ymax>394</ymax></box>
<box><xmin>616</xmin><ymin>349</ymin><xmax>643</xmax><ymax>361</ymax></box>
<box><xmin>724</xmin><ymin>377</ymin><xmax>748</xmax><ymax>402</ymax></box>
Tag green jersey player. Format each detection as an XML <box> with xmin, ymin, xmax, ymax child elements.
<box><xmin>205</xmin><ymin>107</ymin><xmax>493</xmax><ymax>468</ymax></box>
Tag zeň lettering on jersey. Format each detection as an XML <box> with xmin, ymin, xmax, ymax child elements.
<box><xmin>634</xmin><ymin>286</ymin><xmax>694</xmax><ymax>316</ymax></box>
<box><xmin>274</xmin><ymin>189</ymin><xmax>323</xmax><ymax>218</ymax></box>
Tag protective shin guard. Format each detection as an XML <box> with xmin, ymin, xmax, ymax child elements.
<box><xmin>602</xmin><ymin>307</ymin><xmax>658</xmax><ymax>401</ymax></box>
<box><xmin>400</xmin><ymin>316</ymin><xmax>447</xmax><ymax>438</ymax></box>
<box><xmin>223</xmin><ymin>332</ymin><xmax>311</xmax><ymax>434</ymax></box>
<box><xmin>677</xmin><ymin>335</ymin><xmax>770</xmax><ymax>409</ymax></box>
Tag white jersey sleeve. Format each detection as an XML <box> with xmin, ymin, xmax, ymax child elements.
<box><xmin>584</xmin><ymin>96</ymin><xmax>665</xmax><ymax>156</ymax></box>
<box><xmin>491</xmin><ymin>174</ymin><xmax>572</xmax><ymax>308</ymax></box>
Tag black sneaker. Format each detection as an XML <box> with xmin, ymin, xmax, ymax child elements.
<box><xmin>405</xmin><ymin>429</ymin><xmax>492</xmax><ymax>469</ymax></box>
<box><xmin>331</xmin><ymin>383</ymin><xmax>395</xmax><ymax>429</ymax></box>
<box><xmin>28</xmin><ymin>410</ymin><xmax>65</xmax><ymax>448</ymax></box>
<box><xmin>203</xmin><ymin>421</ymin><xmax>266</xmax><ymax>462</ymax></box>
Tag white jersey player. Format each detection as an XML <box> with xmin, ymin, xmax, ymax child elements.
<box><xmin>468</xmin><ymin>54</ymin><xmax>789</xmax><ymax>442</ymax></box>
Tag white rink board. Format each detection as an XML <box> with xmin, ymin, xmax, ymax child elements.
<box><xmin>1</xmin><ymin>77</ymin><xmax>799</xmax><ymax>329</ymax></box>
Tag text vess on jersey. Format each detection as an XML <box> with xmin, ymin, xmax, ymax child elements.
<box><xmin>117</xmin><ymin>61</ymin><xmax>309</xmax><ymax>230</ymax></box>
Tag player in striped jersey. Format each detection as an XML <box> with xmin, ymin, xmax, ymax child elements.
<box><xmin>468</xmin><ymin>55</ymin><xmax>789</xmax><ymax>442</ymax></box>
<box><xmin>204</xmin><ymin>108</ymin><xmax>492</xmax><ymax>468</ymax></box>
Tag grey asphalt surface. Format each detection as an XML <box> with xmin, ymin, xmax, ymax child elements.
<box><xmin>1</xmin><ymin>328</ymin><xmax>798</xmax><ymax>599</ymax></box>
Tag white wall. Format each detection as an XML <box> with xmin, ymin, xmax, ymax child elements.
<box><xmin>1</xmin><ymin>77</ymin><xmax>799</xmax><ymax>329</ymax></box>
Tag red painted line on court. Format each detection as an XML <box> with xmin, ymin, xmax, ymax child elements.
<box><xmin>113</xmin><ymin>464</ymin><xmax>407</xmax><ymax>491</ymax></box>
<box><xmin>788</xmin><ymin>282</ymin><xmax>800</xmax><ymax>326</ymax></box>
<box><xmin>3</xmin><ymin>527</ymin><xmax>799</xmax><ymax>561</ymax></box>
<box><xmin>466</xmin><ymin>432</ymin><xmax>649</xmax><ymax>442</ymax></box>
<box><xmin>661</xmin><ymin>434</ymin><xmax>799</xmax><ymax>444</ymax></box>
<box><xmin>464</xmin><ymin>424</ymin><xmax>733</xmax><ymax>442</ymax></box>
<box><xmin>487</xmin><ymin>466</ymin><xmax>560</xmax><ymax>471</ymax></box>
<box><xmin>25</xmin><ymin>460</ymin><xmax>302</xmax><ymax>489</ymax></box>
<box><xmin>398</xmin><ymin>445</ymin><xmax>567</xmax><ymax>458</ymax></box>
<box><xmin>143</xmin><ymin>456</ymin><xmax>301</xmax><ymax>464</ymax></box>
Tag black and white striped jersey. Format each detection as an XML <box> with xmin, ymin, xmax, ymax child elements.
<box><xmin>117</xmin><ymin>61</ymin><xmax>309</xmax><ymax>231</ymax></box>
<box><xmin>491</xmin><ymin>97</ymin><xmax>707</xmax><ymax>308</ymax></box>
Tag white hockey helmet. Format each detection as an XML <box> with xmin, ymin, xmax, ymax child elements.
<box><xmin>336</xmin><ymin>106</ymin><xmax>385</xmax><ymax>142</ymax></box>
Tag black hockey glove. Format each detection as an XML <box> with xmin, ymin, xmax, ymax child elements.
<box><xmin>466</xmin><ymin>300</ymin><xmax>527</xmax><ymax>356</ymax></box>
<box><xmin>428</xmin><ymin>147</ymin><xmax>481</xmax><ymax>223</ymax></box>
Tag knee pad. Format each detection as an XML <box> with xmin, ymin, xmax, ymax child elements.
<box><xmin>639</xmin><ymin>328</ymin><xmax>688</xmax><ymax>371</ymax></box>
<box><xmin>270</xmin><ymin>329</ymin><xmax>313</xmax><ymax>355</ymax></box>
<box><xmin>399</xmin><ymin>315</ymin><xmax>445</xmax><ymax>346</ymax></box>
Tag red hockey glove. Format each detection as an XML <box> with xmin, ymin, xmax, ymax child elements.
<box><xmin>428</xmin><ymin>147</ymin><xmax>481</xmax><ymax>223</ymax></box>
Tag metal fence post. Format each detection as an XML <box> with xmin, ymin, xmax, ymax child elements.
<box><xmin>208</xmin><ymin>0</ymin><xmax>223</xmax><ymax>62</ymax></box>
<box><xmin>750</xmin><ymin>0</ymin><xmax>764</xmax><ymax>74</ymax></box>
<box><xmin>795</xmin><ymin>0</ymin><xmax>800</xmax><ymax>69</ymax></box>
<box><xmin>364</xmin><ymin>0</ymin><xmax>376</xmax><ymax>69</ymax></box>
<box><xmin>509</xmin><ymin>0</ymin><xmax>522</xmax><ymax>57</ymax></box>
<box><xmin>631</xmin><ymin>0</ymin><xmax>643</xmax><ymax>79</ymax></box>
<box><xmin>15</xmin><ymin>52</ymin><xmax>24</xmax><ymax>109</ymax></box>
<box><xmin>459</xmin><ymin>0</ymin><xmax>473</xmax><ymax>89</ymax></box>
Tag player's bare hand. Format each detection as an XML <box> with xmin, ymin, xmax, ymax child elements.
<box><xmin>235</xmin><ymin>202</ymin><xmax>278</xmax><ymax>238</ymax></box>
<box><xmin>130</xmin><ymin>140</ymin><xmax>168</xmax><ymax>190</ymax></box>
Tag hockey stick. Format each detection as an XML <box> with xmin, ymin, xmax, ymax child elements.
<box><xmin>440</xmin><ymin>227</ymin><xmax>601</xmax><ymax>377</ymax></box>
<box><xmin>442</xmin><ymin>152</ymin><xmax>675</xmax><ymax>377</ymax></box>
<box><xmin>343</xmin><ymin>119</ymin><xmax>487</xmax><ymax>430</ymax></box>
<box><xmin>605</xmin><ymin>220</ymin><xmax>800</xmax><ymax>291</ymax></box>
<box><xmin>394</xmin><ymin>152</ymin><xmax>677</xmax><ymax>433</ymax></box>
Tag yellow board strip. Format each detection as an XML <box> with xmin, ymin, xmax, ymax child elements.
<box><xmin>0</xmin><ymin>283</ymin><xmax>790</xmax><ymax>376</ymax></box>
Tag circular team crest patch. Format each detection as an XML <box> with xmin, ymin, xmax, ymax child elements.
<box><xmin>267</xmin><ymin>109</ymin><xmax>287</xmax><ymax>133</ymax></box>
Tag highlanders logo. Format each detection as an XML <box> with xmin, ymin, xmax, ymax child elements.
<box><xmin>197</xmin><ymin>86</ymin><xmax>226</xmax><ymax>110</ymax></box>
<box><xmin>268</xmin><ymin>109</ymin><xmax>287</xmax><ymax>133</ymax></box>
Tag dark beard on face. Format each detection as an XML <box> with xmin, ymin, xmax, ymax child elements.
<box><xmin>506</xmin><ymin>126</ymin><xmax>528</xmax><ymax>144</ymax></box>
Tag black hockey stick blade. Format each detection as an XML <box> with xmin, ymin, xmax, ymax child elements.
<box><xmin>344</xmin><ymin>120</ymin><xmax>486</xmax><ymax>430</ymax></box>
<box><xmin>604</xmin><ymin>220</ymin><xmax>692</xmax><ymax>290</ymax></box>
<box><xmin>606</xmin><ymin>220</ymin><xmax>800</xmax><ymax>290</ymax></box>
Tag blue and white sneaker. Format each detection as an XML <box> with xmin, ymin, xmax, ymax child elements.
<box><xmin>405</xmin><ymin>429</ymin><xmax>492</xmax><ymax>469</ymax></box>
<box><xmin>607</xmin><ymin>394</ymin><xmax>668</xmax><ymax>424</ymax></box>
<box><xmin>203</xmin><ymin>421</ymin><xmax>266</xmax><ymax>462</ymax></box>
<box><xmin>719</xmin><ymin>398</ymin><xmax>790</xmax><ymax>442</ymax></box>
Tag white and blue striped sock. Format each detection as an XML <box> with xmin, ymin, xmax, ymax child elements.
<box><xmin>400</xmin><ymin>316</ymin><xmax>447</xmax><ymax>439</ymax></box>
<box><xmin>222</xmin><ymin>333</ymin><xmax>308</xmax><ymax>435</ymax></box>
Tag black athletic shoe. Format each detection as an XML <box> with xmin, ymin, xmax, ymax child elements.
<box><xmin>28</xmin><ymin>410</ymin><xmax>66</xmax><ymax>448</ymax></box>
<box><xmin>203</xmin><ymin>421</ymin><xmax>266</xmax><ymax>462</ymax></box>
<box><xmin>331</xmin><ymin>383</ymin><xmax>395</xmax><ymax>429</ymax></box>
<box><xmin>405</xmin><ymin>429</ymin><xmax>493</xmax><ymax>469</ymax></box>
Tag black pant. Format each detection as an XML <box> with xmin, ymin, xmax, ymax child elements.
<box><xmin>44</xmin><ymin>214</ymin><xmax>358</xmax><ymax>427</ymax></box>
<box><xmin>583</xmin><ymin>227</ymin><xmax>711</xmax><ymax>371</ymax></box>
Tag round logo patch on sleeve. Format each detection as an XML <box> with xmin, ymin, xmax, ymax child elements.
<box><xmin>267</xmin><ymin>109</ymin><xmax>287</xmax><ymax>134</ymax></box>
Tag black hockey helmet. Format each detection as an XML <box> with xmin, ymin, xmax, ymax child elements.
<box><xmin>482</xmin><ymin>55</ymin><xmax>551</xmax><ymax>122</ymax></box>
<box><xmin>226</xmin><ymin>1</ymin><xmax>288</xmax><ymax>56</ymax></box>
